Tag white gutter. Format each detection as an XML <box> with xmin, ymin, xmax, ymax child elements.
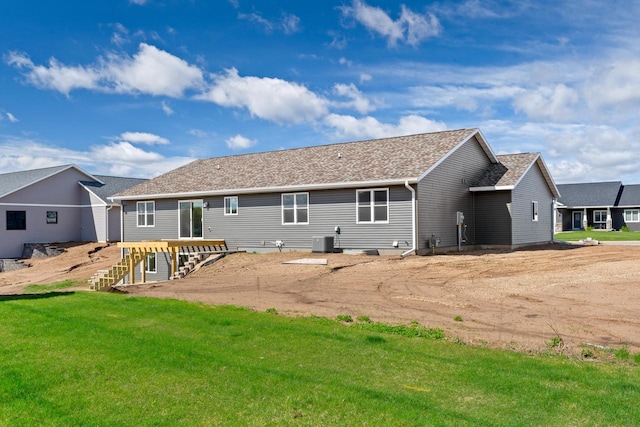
<box><xmin>401</xmin><ymin>180</ymin><xmax>417</xmax><ymax>258</ymax></box>
<box><xmin>111</xmin><ymin>177</ymin><xmax>419</xmax><ymax>202</ymax></box>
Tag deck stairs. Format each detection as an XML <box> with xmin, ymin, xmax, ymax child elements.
<box><xmin>89</xmin><ymin>251</ymin><xmax>144</xmax><ymax>291</ymax></box>
<box><xmin>172</xmin><ymin>252</ymin><xmax>226</xmax><ymax>280</ymax></box>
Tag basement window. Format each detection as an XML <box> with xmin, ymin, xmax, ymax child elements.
<box><xmin>46</xmin><ymin>211</ymin><xmax>58</xmax><ymax>224</ymax></box>
<box><xmin>146</xmin><ymin>252</ymin><xmax>157</xmax><ymax>273</ymax></box>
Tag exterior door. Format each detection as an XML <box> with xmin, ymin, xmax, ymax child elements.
<box><xmin>178</xmin><ymin>200</ymin><xmax>203</xmax><ymax>239</ymax></box>
<box><xmin>572</xmin><ymin>211</ymin><xmax>582</xmax><ymax>230</ymax></box>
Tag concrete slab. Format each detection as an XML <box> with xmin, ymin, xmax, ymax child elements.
<box><xmin>283</xmin><ymin>258</ymin><xmax>328</xmax><ymax>265</ymax></box>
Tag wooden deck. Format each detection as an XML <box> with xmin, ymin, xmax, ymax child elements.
<box><xmin>116</xmin><ymin>239</ymin><xmax>228</xmax><ymax>284</ymax></box>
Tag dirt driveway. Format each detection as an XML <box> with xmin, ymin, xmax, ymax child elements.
<box><xmin>121</xmin><ymin>244</ymin><xmax>640</xmax><ymax>355</ymax></box>
<box><xmin>3</xmin><ymin>241</ymin><xmax>639</xmax><ymax>355</ymax></box>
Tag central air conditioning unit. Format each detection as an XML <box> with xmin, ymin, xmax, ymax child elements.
<box><xmin>312</xmin><ymin>236</ymin><xmax>334</xmax><ymax>253</ymax></box>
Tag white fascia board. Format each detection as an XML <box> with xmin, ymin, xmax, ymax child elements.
<box><xmin>0</xmin><ymin>202</ymin><xmax>94</xmax><ymax>208</ymax></box>
<box><xmin>416</xmin><ymin>129</ymin><xmax>498</xmax><ymax>183</ymax></box>
<box><xmin>562</xmin><ymin>205</ymin><xmax>615</xmax><ymax>209</ymax></box>
<box><xmin>78</xmin><ymin>182</ymin><xmax>109</xmax><ymax>207</ymax></box>
<box><xmin>110</xmin><ymin>178</ymin><xmax>419</xmax><ymax>201</ymax></box>
<box><xmin>616</xmin><ymin>205</ymin><xmax>640</xmax><ymax>208</ymax></box>
<box><xmin>469</xmin><ymin>185</ymin><xmax>514</xmax><ymax>192</ymax></box>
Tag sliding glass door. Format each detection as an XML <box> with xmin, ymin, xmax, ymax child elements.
<box><xmin>179</xmin><ymin>200</ymin><xmax>203</xmax><ymax>239</ymax></box>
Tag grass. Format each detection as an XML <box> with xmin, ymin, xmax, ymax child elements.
<box><xmin>555</xmin><ymin>230</ymin><xmax>640</xmax><ymax>241</ymax></box>
<box><xmin>22</xmin><ymin>279</ymin><xmax>83</xmax><ymax>293</ymax></box>
<box><xmin>1</xmin><ymin>292</ymin><xmax>640</xmax><ymax>426</ymax></box>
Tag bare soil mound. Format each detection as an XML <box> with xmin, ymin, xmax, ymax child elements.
<box><xmin>0</xmin><ymin>242</ymin><xmax>120</xmax><ymax>293</ymax></box>
<box><xmin>4</xmin><ymin>241</ymin><xmax>639</xmax><ymax>355</ymax></box>
<box><xmin>124</xmin><ymin>244</ymin><xmax>640</xmax><ymax>354</ymax></box>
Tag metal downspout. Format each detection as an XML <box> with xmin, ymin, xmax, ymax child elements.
<box><xmin>401</xmin><ymin>180</ymin><xmax>417</xmax><ymax>258</ymax></box>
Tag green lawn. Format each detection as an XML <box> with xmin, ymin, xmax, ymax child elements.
<box><xmin>1</xmin><ymin>292</ymin><xmax>639</xmax><ymax>426</ymax></box>
<box><xmin>555</xmin><ymin>230</ymin><xmax>640</xmax><ymax>241</ymax></box>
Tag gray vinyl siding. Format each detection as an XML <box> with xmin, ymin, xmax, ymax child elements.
<box><xmin>613</xmin><ymin>208</ymin><xmax>640</xmax><ymax>231</ymax></box>
<box><xmin>0</xmin><ymin>168</ymin><xmax>89</xmax><ymax>258</ymax></box>
<box><xmin>122</xmin><ymin>186</ymin><xmax>413</xmax><ymax>252</ymax></box>
<box><xmin>474</xmin><ymin>191</ymin><xmax>512</xmax><ymax>245</ymax></box>
<box><xmin>107</xmin><ymin>206</ymin><xmax>121</xmax><ymax>241</ymax></box>
<box><xmin>131</xmin><ymin>251</ymin><xmax>172</xmax><ymax>282</ymax></box>
<box><xmin>80</xmin><ymin>191</ymin><xmax>105</xmax><ymax>242</ymax></box>
<box><xmin>511</xmin><ymin>163</ymin><xmax>554</xmax><ymax>245</ymax></box>
<box><xmin>416</xmin><ymin>136</ymin><xmax>493</xmax><ymax>249</ymax></box>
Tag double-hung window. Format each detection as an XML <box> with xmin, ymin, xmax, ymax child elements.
<box><xmin>593</xmin><ymin>210</ymin><xmax>607</xmax><ymax>224</ymax></box>
<box><xmin>531</xmin><ymin>201</ymin><xmax>539</xmax><ymax>222</ymax></box>
<box><xmin>179</xmin><ymin>200</ymin><xmax>203</xmax><ymax>239</ymax></box>
<box><xmin>282</xmin><ymin>193</ymin><xmax>308</xmax><ymax>224</ymax></box>
<box><xmin>224</xmin><ymin>196</ymin><xmax>238</xmax><ymax>215</ymax></box>
<box><xmin>625</xmin><ymin>209</ymin><xmax>639</xmax><ymax>223</ymax></box>
<box><xmin>357</xmin><ymin>189</ymin><xmax>389</xmax><ymax>223</ymax></box>
<box><xmin>137</xmin><ymin>201</ymin><xmax>155</xmax><ymax>227</ymax></box>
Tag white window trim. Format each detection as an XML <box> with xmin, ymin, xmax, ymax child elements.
<box><xmin>593</xmin><ymin>210</ymin><xmax>607</xmax><ymax>223</ymax></box>
<box><xmin>145</xmin><ymin>252</ymin><xmax>157</xmax><ymax>273</ymax></box>
<box><xmin>625</xmin><ymin>209</ymin><xmax>640</xmax><ymax>223</ymax></box>
<box><xmin>224</xmin><ymin>196</ymin><xmax>238</xmax><ymax>216</ymax></box>
<box><xmin>136</xmin><ymin>201</ymin><xmax>155</xmax><ymax>227</ymax></box>
<box><xmin>356</xmin><ymin>188</ymin><xmax>390</xmax><ymax>224</ymax></box>
<box><xmin>281</xmin><ymin>192</ymin><xmax>309</xmax><ymax>225</ymax></box>
<box><xmin>178</xmin><ymin>199</ymin><xmax>204</xmax><ymax>240</ymax></box>
<box><xmin>532</xmin><ymin>201</ymin><xmax>539</xmax><ymax>222</ymax></box>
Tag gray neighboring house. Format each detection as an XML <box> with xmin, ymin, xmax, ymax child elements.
<box><xmin>111</xmin><ymin>128</ymin><xmax>560</xmax><ymax>282</ymax></box>
<box><xmin>555</xmin><ymin>181</ymin><xmax>640</xmax><ymax>231</ymax></box>
<box><xmin>0</xmin><ymin>165</ymin><xmax>146</xmax><ymax>258</ymax></box>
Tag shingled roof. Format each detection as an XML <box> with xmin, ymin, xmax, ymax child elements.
<box><xmin>114</xmin><ymin>128</ymin><xmax>495</xmax><ymax>199</ymax></box>
<box><xmin>80</xmin><ymin>175</ymin><xmax>148</xmax><ymax>205</ymax></box>
<box><xmin>556</xmin><ymin>181</ymin><xmax>623</xmax><ymax>207</ymax></box>
<box><xmin>470</xmin><ymin>153</ymin><xmax>560</xmax><ymax>198</ymax></box>
<box><xmin>618</xmin><ymin>184</ymin><xmax>640</xmax><ymax>207</ymax></box>
<box><xmin>0</xmin><ymin>164</ymin><xmax>99</xmax><ymax>199</ymax></box>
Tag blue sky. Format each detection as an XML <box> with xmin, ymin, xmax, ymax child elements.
<box><xmin>1</xmin><ymin>0</ymin><xmax>640</xmax><ymax>183</ymax></box>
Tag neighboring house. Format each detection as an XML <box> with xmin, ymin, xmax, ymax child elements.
<box><xmin>111</xmin><ymin>128</ymin><xmax>560</xmax><ymax>282</ymax></box>
<box><xmin>555</xmin><ymin>181</ymin><xmax>640</xmax><ymax>231</ymax></box>
<box><xmin>0</xmin><ymin>165</ymin><xmax>146</xmax><ymax>258</ymax></box>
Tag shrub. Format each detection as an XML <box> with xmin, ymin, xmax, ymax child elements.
<box><xmin>586</xmin><ymin>226</ymin><xmax>594</xmax><ymax>231</ymax></box>
<box><xmin>356</xmin><ymin>315</ymin><xmax>371</xmax><ymax>323</ymax></box>
<box><xmin>453</xmin><ymin>315</ymin><xmax>463</xmax><ymax>322</ymax></box>
<box><xmin>336</xmin><ymin>314</ymin><xmax>353</xmax><ymax>323</ymax></box>
<box><xmin>621</xmin><ymin>225</ymin><xmax>631</xmax><ymax>232</ymax></box>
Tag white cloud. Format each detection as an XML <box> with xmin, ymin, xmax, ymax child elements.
<box><xmin>110</xmin><ymin>23</ymin><xmax>130</xmax><ymax>46</ymax></box>
<box><xmin>5</xmin><ymin>51</ymin><xmax>101</xmax><ymax>95</ymax></box>
<box><xmin>332</xmin><ymin>83</ymin><xmax>377</xmax><ymax>114</ymax></box>
<box><xmin>119</xmin><ymin>132</ymin><xmax>170</xmax><ymax>145</ymax></box>
<box><xmin>161</xmin><ymin>101</ymin><xmax>174</xmax><ymax>116</ymax></box>
<box><xmin>323</xmin><ymin>113</ymin><xmax>446</xmax><ymax>139</ymax></box>
<box><xmin>281</xmin><ymin>13</ymin><xmax>301</xmax><ymax>35</ymax></box>
<box><xmin>6</xmin><ymin>43</ymin><xmax>205</xmax><ymax>97</ymax></box>
<box><xmin>513</xmin><ymin>84</ymin><xmax>579</xmax><ymax>121</ymax></box>
<box><xmin>92</xmin><ymin>141</ymin><xmax>164</xmax><ymax>163</ymax></box>
<box><xmin>341</xmin><ymin>0</ymin><xmax>441</xmax><ymax>47</ymax></box>
<box><xmin>188</xmin><ymin>129</ymin><xmax>209</xmax><ymax>138</ymax></box>
<box><xmin>6</xmin><ymin>112</ymin><xmax>19</xmax><ymax>123</ymax></box>
<box><xmin>238</xmin><ymin>11</ymin><xmax>301</xmax><ymax>34</ymax></box>
<box><xmin>197</xmin><ymin>68</ymin><xmax>329</xmax><ymax>124</ymax></box>
<box><xmin>129</xmin><ymin>0</ymin><xmax>148</xmax><ymax>5</ymax></box>
<box><xmin>226</xmin><ymin>134</ymin><xmax>257</xmax><ymax>150</ymax></box>
<box><xmin>104</xmin><ymin>43</ymin><xmax>204</xmax><ymax>97</ymax></box>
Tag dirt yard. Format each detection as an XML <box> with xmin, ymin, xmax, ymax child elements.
<box><xmin>2</xmin><ymin>242</ymin><xmax>639</xmax><ymax>355</ymax></box>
